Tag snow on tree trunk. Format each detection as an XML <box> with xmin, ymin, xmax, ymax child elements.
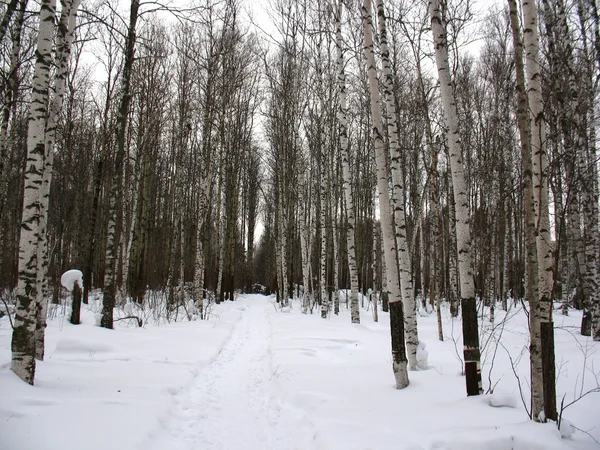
<box><xmin>428</xmin><ymin>0</ymin><xmax>482</xmax><ymax>396</ymax></box>
<box><xmin>376</xmin><ymin>0</ymin><xmax>420</xmax><ymax>370</ymax></box>
<box><xmin>11</xmin><ymin>0</ymin><xmax>57</xmax><ymax>384</ymax></box>
<box><xmin>362</xmin><ymin>0</ymin><xmax>409</xmax><ymax>389</ymax></box>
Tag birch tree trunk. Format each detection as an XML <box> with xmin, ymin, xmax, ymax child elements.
<box><xmin>320</xmin><ymin>122</ymin><xmax>329</xmax><ymax>318</ymax></box>
<box><xmin>299</xmin><ymin>175</ymin><xmax>312</xmax><ymax>314</ymax></box>
<box><xmin>101</xmin><ymin>0</ymin><xmax>139</xmax><ymax>329</ymax></box>
<box><xmin>521</xmin><ymin>0</ymin><xmax>557</xmax><ymax>421</ymax></box>
<box><xmin>376</xmin><ymin>0</ymin><xmax>419</xmax><ymax>370</ymax></box>
<box><xmin>362</xmin><ymin>0</ymin><xmax>409</xmax><ymax>389</ymax></box>
<box><xmin>11</xmin><ymin>0</ymin><xmax>57</xmax><ymax>384</ymax></box>
<box><xmin>508</xmin><ymin>0</ymin><xmax>545</xmax><ymax>421</ymax></box>
<box><xmin>447</xmin><ymin>171</ymin><xmax>460</xmax><ymax>318</ymax></box>
<box><xmin>428</xmin><ymin>0</ymin><xmax>482</xmax><ymax>396</ymax></box>
<box><xmin>36</xmin><ymin>0</ymin><xmax>81</xmax><ymax>349</ymax></box>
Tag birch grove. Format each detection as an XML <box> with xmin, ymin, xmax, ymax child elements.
<box><xmin>1</xmin><ymin>0</ymin><xmax>598</xmax><ymax>421</ymax></box>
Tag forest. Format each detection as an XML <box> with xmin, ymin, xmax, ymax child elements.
<box><xmin>1</xmin><ymin>0</ymin><xmax>600</xmax><ymax>435</ymax></box>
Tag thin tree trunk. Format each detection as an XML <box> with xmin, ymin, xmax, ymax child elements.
<box><xmin>362</xmin><ymin>0</ymin><xmax>408</xmax><ymax>389</ymax></box>
<box><xmin>521</xmin><ymin>0</ymin><xmax>557</xmax><ymax>421</ymax></box>
<box><xmin>509</xmin><ymin>0</ymin><xmax>545</xmax><ymax>421</ymax></box>
<box><xmin>376</xmin><ymin>0</ymin><xmax>419</xmax><ymax>370</ymax></box>
<box><xmin>429</xmin><ymin>0</ymin><xmax>482</xmax><ymax>396</ymax></box>
<box><xmin>101</xmin><ymin>0</ymin><xmax>140</xmax><ymax>329</ymax></box>
<box><xmin>0</xmin><ymin>0</ymin><xmax>19</xmax><ymax>43</ymax></box>
<box><xmin>448</xmin><ymin>171</ymin><xmax>460</xmax><ymax>317</ymax></box>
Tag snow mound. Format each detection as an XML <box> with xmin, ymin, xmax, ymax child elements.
<box><xmin>486</xmin><ymin>393</ymin><xmax>518</xmax><ymax>408</ymax></box>
<box><xmin>55</xmin><ymin>338</ymin><xmax>115</xmax><ymax>354</ymax></box>
<box><xmin>60</xmin><ymin>269</ymin><xmax>83</xmax><ymax>291</ymax></box>
<box><xmin>431</xmin><ymin>421</ymin><xmax>565</xmax><ymax>450</ymax></box>
<box><xmin>559</xmin><ymin>419</ymin><xmax>574</xmax><ymax>439</ymax></box>
<box><xmin>281</xmin><ymin>306</ymin><xmax>291</xmax><ymax>313</ymax></box>
<box><xmin>417</xmin><ymin>341</ymin><xmax>429</xmax><ymax>369</ymax></box>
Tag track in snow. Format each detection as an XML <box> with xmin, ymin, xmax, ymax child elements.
<box><xmin>147</xmin><ymin>297</ymin><xmax>289</xmax><ymax>450</ymax></box>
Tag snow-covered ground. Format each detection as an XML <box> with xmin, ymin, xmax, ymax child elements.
<box><xmin>0</xmin><ymin>294</ymin><xmax>598</xmax><ymax>449</ymax></box>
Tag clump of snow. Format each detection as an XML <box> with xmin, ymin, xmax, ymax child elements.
<box><xmin>416</xmin><ymin>341</ymin><xmax>429</xmax><ymax>369</ymax></box>
<box><xmin>486</xmin><ymin>393</ymin><xmax>518</xmax><ymax>408</ymax></box>
<box><xmin>281</xmin><ymin>306</ymin><xmax>291</xmax><ymax>313</ymax></box>
<box><xmin>60</xmin><ymin>269</ymin><xmax>83</xmax><ymax>292</ymax></box>
<box><xmin>123</xmin><ymin>302</ymin><xmax>136</xmax><ymax>316</ymax></box>
<box><xmin>559</xmin><ymin>419</ymin><xmax>574</xmax><ymax>439</ymax></box>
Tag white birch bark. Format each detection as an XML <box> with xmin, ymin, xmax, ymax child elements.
<box><xmin>215</xmin><ymin>182</ymin><xmax>225</xmax><ymax>303</ymax></box>
<box><xmin>523</xmin><ymin>0</ymin><xmax>553</xmax><ymax>313</ymax></box>
<box><xmin>34</xmin><ymin>0</ymin><xmax>81</xmax><ymax>359</ymax></box>
<box><xmin>279</xmin><ymin>183</ymin><xmax>289</xmax><ymax>307</ymax></box>
<box><xmin>194</xmin><ymin>175</ymin><xmax>210</xmax><ymax>318</ymax></box>
<box><xmin>179</xmin><ymin>215</ymin><xmax>186</xmax><ymax>310</ymax></box>
<box><xmin>508</xmin><ymin>0</ymin><xmax>545</xmax><ymax>420</ymax></box>
<box><xmin>319</xmin><ymin>88</ymin><xmax>329</xmax><ymax>318</ymax></box>
<box><xmin>376</xmin><ymin>0</ymin><xmax>419</xmax><ymax>370</ymax></box>
<box><xmin>332</xmin><ymin>193</ymin><xmax>339</xmax><ymax>315</ymax></box>
<box><xmin>362</xmin><ymin>0</ymin><xmax>409</xmax><ymax>388</ymax></box>
<box><xmin>11</xmin><ymin>0</ymin><xmax>57</xmax><ymax>384</ymax></box>
<box><xmin>428</xmin><ymin>0</ymin><xmax>482</xmax><ymax>395</ymax></box>
<box><xmin>522</xmin><ymin>0</ymin><xmax>557</xmax><ymax>420</ymax></box>
<box><xmin>299</xmin><ymin>175</ymin><xmax>312</xmax><ymax>314</ymax></box>
<box><xmin>447</xmin><ymin>172</ymin><xmax>460</xmax><ymax>317</ymax></box>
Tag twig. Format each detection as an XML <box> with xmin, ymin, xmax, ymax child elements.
<box><xmin>570</xmin><ymin>424</ymin><xmax>600</xmax><ymax>446</ymax></box>
<box><xmin>0</xmin><ymin>293</ymin><xmax>14</xmax><ymax>329</ymax></box>
<box><xmin>114</xmin><ymin>315</ymin><xmax>142</xmax><ymax>327</ymax></box>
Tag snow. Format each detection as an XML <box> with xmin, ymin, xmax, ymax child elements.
<box><xmin>60</xmin><ymin>269</ymin><xmax>83</xmax><ymax>291</ymax></box>
<box><xmin>0</xmin><ymin>294</ymin><xmax>599</xmax><ymax>450</ymax></box>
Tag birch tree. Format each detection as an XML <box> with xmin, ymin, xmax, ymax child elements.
<box><xmin>521</xmin><ymin>0</ymin><xmax>557</xmax><ymax>421</ymax></box>
<box><xmin>334</xmin><ymin>0</ymin><xmax>360</xmax><ymax>324</ymax></box>
<box><xmin>376</xmin><ymin>0</ymin><xmax>420</xmax><ymax>370</ymax></box>
<box><xmin>36</xmin><ymin>0</ymin><xmax>81</xmax><ymax>352</ymax></box>
<box><xmin>428</xmin><ymin>0</ymin><xmax>482</xmax><ymax>396</ymax></box>
<box><xmin>101</xmin><ymin>0</ymin><xmax>139</xmax><ymax>329</ymax></box>
<box><xmin>362</xmin><ymin>0</ymin><xmax>409</xmax><ymax>389</ymax></box>
<box><xmin>11</xmin><ymin>0</ymin><xmax>57</xmax><ymax>384</ymax></box>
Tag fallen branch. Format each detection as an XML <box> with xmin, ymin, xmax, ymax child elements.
<box><xmin>114</xmin><ymin>315</ymin><xmax>142</xmax><ymax>327</ymax></box>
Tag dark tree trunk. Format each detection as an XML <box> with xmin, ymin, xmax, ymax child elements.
<box><xmin>70</xmin><ymin>280</ymin><xmax>82</xmax><ymax>325</ymax></box>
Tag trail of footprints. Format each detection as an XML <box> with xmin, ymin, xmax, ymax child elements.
<box><xmin>150</xmin><ymin>304</ymin><xmax>289</xmax><ymax>450</ymax></box>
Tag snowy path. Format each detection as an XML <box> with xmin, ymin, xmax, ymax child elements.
<box><xmin>146</xmin><ymin>298</ymin><xmax>289</xmax><ymax>450</ymax></box>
